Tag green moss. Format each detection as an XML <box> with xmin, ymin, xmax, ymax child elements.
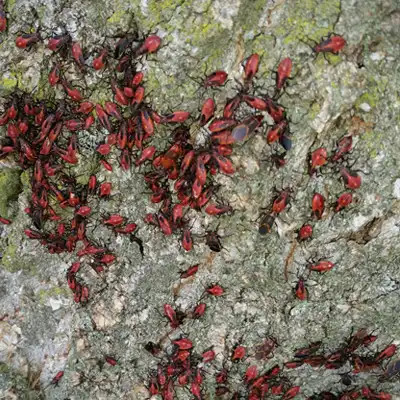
<box><xmin>356</xmin><ymin>92</ymin><xmax>378</xmax><ymax>109</ymax></box>
<box><xmin>0</xmin><ymin>169</ymin><xmax>22</xmax><ymax>217</ymax></box>
<box><xmin>309</xmin><ymin>101</ymin><xmax>321</xmax><ymax>119</ymax></box>
<box><xmin>7</xmin><ymin>0</ymin><xmax>16</xmax><ymax>11</ymax></box>
<box><xmin>1</xmin><ymin>237</ymin><xmax>38</xmax><ymax>273</ymax></box>
<box><xmin>0</xmin><ymin>362</ymin><xmax>10</xmax><ymax>373</ymax></box>
<box><xmin>38</xmin><ymin>287</ymin><xmax>68</xmax><ymax>303</ymax></box>
<box><xmin>277</xmin><ymin>0</ymin><xmax>341</xmax><ymax>45</ymax></box>
<box><xmin>0</xmin><ymin>74</ymin><xmax>18</xmax><ymax>92</ymax></box>
<box><xmin>107</xmin><ymin>9</ymin><xmax>126</xmax><ymax>25</ymax></box>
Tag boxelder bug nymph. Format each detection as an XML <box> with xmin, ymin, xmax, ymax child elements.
<box><xmin>294</xmin><ymin>276</ymin><xmax>309</xmax><ymax>301</ymax></box>
<box><xmin>313</xmin><ymin>34</ymin><xmax>346</xmax><ymax>55</ymax></box>
<box><xmin>340</xmin><ymin>168</ymin><xmax>362</xmax><ymax>190</ymax></box>
<box><xmin>298</xmin><ymin>224</ymin><xmax>313</xmax><ymax>241</ymax></box>
<box><xmin>203</xmin><ymin>70</ymin><xmax>228</xmax><ymax>88</ymax></box>
<box><xmin>311</xmin><ymin>193</ymin><xmax>325</xmax><ymax>219</ymax></box>
<box><xmin>0</xmin><ymin>1</ymin><xmax>6</xmax><ymax>32</ymax></box>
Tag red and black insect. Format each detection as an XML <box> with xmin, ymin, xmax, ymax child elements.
<box><xmin>275</xmin><ymin>57</ymin><xmax>293</xmax><ymax>95</ymax></box>
<box><xmin>203</xmin><ymin>70</ymin><xmax>228</xmax><ymax>88</ymax></box>
<box><xmin>313</xmin><ymin>34</ymin><xmax>346</xmax><ymax>54</ymax></box>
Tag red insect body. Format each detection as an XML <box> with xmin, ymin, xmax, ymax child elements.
<box><xmin>209</xmin><ymin>118</ymin><xmax>236</xmax><ymax>133</ymax></box>
<box><xmin>190</xmin><ymin>381</ymin><xmax>201</xmax><ymax>400</ymax></box>
<box><xmin>51</xmin><ymin>371</ymin><xmax>64</xmax><ymax>385</ymax></box>
<box><xmin>204</xmin><ymin>70</ymin><xmax>228</xmax><ymax>87</ymax></box>
<box><xmin>132</xmin><ymin>72</ymin><xmax>144</xmax><ymax>87</ymax></box>
<box><xmin>341</xmin><ymin>168</ymin><xmax>361</xmax><ymax>190</ymax></box>
<box><xmin>244</xmin><ymin>53</ymin><xmax>260</xmax><ymax>82</ymax></box>
<box><xmin>141</xmin><ymin>110</ymin><xmax>154</xmax><ymax>135</ymax></box>
<box><xmin>205</xmin><ymin>203</ymin><xmax>233</xmax><ymax>216</ymax></box>
<box><xmin>76</xmin><ymin>206</ymin><xmax>91</xmax><ymax>217</ymax></box>
<box><xmin>285</xmin><ymin>361</ymin><xmax>304</xmax><ymax>369</ymax></box>
<box><xmin>48</xmin><ymin>34</ymin><xmax>70</xmax><ymax>51</ymax></box>
<box><xmin>180</xmin><ymin>264</ymin><xmax>199</xmax><ymax>279</ymax></box>
<box><xmin>173</xmin><ymin>338</ymin><xmax>193</xmax><ymax>350</ymax></box>
<box><xmin>103</xmin><ymin>214</ymin><xmax>124</xmax><ymax>226</ymax></box>
<box><xmin>99</xmin><ymin>182</ymin><xmax>112</xmax><ymax>197</ymax></box>
<box><xmin>314</xmin><ymin>35</ymin><xmax>346</xmax><ymax>54</ymax></box>
<box><xmin>180</xmin><ymin>150</ymin><xmax>195</xmax><ymax>175</ymax></box>
<box><xmin>335</xmin><ymin>192</ymin><xmax>353</xmax><ymax>212</ymax></box>
<box><xmin>272</xmin><ymin>190</ymin><xmax>290</xmax><ymax>214</ymax></box>
<box><xmin>15</xmin><ymin>33</ymin><xmax>41</xmax><ymax>49</ymax></box>
<box><xmin>133</xmin><ymin>86</ymin><xmax>144</xmax><ymax>105</ymax></box>
<box><xmin>196</xmin><ymin>157</ymin><xmax>207</xmax><ymax>185</ymax></box>
<box><xmin>96</xmin><ymin>143</ymin><xmax>111</xmax><ymax>156</ymax></box>
<box><xmin>96</xmin><ymin>104</ymin><xmax>112</xmax><ymax>132</ymax></box>
<box><xmin>310</xmin><ymin>147</ymin><xmax>328</xmax><ymax>170</ymax></box>
<box><xmin>295</xmin><ymin>278</ymin><xmax>308</xmax><ymax>300</ymax></box>
<box><xmin>192</xmin><ymin>178</ymin><xmax>203</xmax><ymax>199</ymax></box>
<box><xmin>99</xmin><ymin>254</ymin><xmax>115</xmax><ymax>264</ymax></box>
<box><xmin>136</xmin><ymin>146</ymin><xmax>156</xmax><ymax>166</ymax></box>
<box><xmin>104</xmin><ymin>356</ymin><xmax>117</xmax><ymax>366</ymax></box>
<box><xmin>104</xmin><ymin>102</ymin><xmax>122</xmax><ymax>120</ymax></box>
<box><xmin>244</xmin><ymin>365</ymin><xmax>258</xmax><ymax>384</ymax></box>
<box><xmin>266</xmin><ymin>120</ymin><xmax>287</xmax><ymax>144</ymax></box>
<box><xmin>213</xmin><ymin>153</ymin><xmax>235</xmax><ymax>174</ymax></box>
<box><xmin>114</xmin><ymin>223</ymin><xmax>137</xmax><ymax>234</ymax></box>
<box><xmin>182</xmin><ymin>229</ymin><xmax>193</xmax><ymax>251</ymax></box>
<box><xmin>160</xmin><ymin>111</ymin><xmax>190</xmax><ymax>124</ymax></box>
<box><xmin>298</xmin><ymin>224</ymin><xmax>313</xmax><ymax>241</ymax></box>
<box><xmin>0</xmin><ymin>217</ymin><xmax>11</xmax><ymax>224</ymax></box>
<box><xmin>192</xmin><ymin>303</ymin><xmax>206</xmax><ymax>319</ymax></box>
<box><xmin>375</xmin><ymin>344</ymin><xmax>397</xmax><ymax>362</ymax></box>
<box><xmin>93</xmin><ymin>49</ymin><xmax>107</xmax><ymax>70</ymax></box>
<box><xmin>61</xmin><ymin>80</ymin><xmax>83</xmax><ymax>102</ymax></box>
<box><xmin>158</xmin><ymin>213</ymin><xmax>172</xmax><ymax>235</ymax></box>
<box><xmin>71</xmin><ymin>42</ymin><xmax>85</xmax><ymax>69</ymax></box>
<box><xmin>282</xmin><ymin>386</ymin><xmax>301</xmax><ymax>400</ymax></box>
<box><xmin>0</xmin><ymin>9</ymin><xmax>6</xmax><ymax>32</ymax></box>
<box><xmin>232</xmin><ymin>345</ymin><xmax>246</xmax><ymax>361</ymax></box>
<box><xmin>242</xmin><ymin>95</ymin><xmax>267</xmax><ymax>111</ymax></box>
<box><xmin>163</xmin><ymin>379</ymin><xmax>174</xmax><ymax>400</ymax></box>
<box><xmin>136</xmin><ymin>35</ymin><xmax>161</xmax><ymax>55</ymax></box>
<box><xmin>223</xmin><ymin>95</ymin><xmax>241</xmax><ymax>119</ymax></box>
<box><xmin>265</xmin><ymin>96</ymin><xmax>286</xmax><ymax>123</ymax></box>
<box><xmin>332</xmin><ymin>136</ymin><xmax>353</xmax><ymax>161</ymax></box>
<box><xmin>64</xmin><ymin>119</ymin><xmax>84</xmax><ymax>131</ymax></box>
<box><xmin>215</xmin><ymin>369</ymin><xmax>228</xmax><ymax>384</ymax></box>
<box><xmin>276</xmin><ymin>57</ymin><xmax>293</xmax><ymax>90</ymax></box>
<box><xmin>200</xmin><ymin>98</ymin><xmax>215</xmax><ymax>126</ymax></box>
<box><xmin>48</xmin><ymin>64</ymin><xmax>61</xmax><ymax>87</ymax></box>
<box><xmin>309</xmin><ymin>260</ymin><xmax>334</xmax><ymax>273</ymax></box>
<box><xmin>164</xmin><ymin>304</ymin><xmax>177</xmax><ymax>326</ymax></box>
<box><xmin>207</xmin><ymin>284</ymin><xmax>224</xmax><ymax>296</ymax></box>
<box><xmin>312</xmin><ymin>193</ymin><xmax>325</xmax><ymax>219</ymax></box>
<box><xmin>202</xmin><ymin>349</ymin><xmax>216</xmax><ymax>363</ymax></box>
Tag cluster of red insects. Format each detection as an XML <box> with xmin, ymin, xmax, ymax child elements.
<box><xmin>286</xmin><ymin>329</ymin><xmax>396</xmax><ymax>399</ymax></box>
<box><xmin>143</xmin><ymin>265</ymin><xmax>302</xmax><ymax>400</ymax></box>
<box><xmin>0</xmin><ymin>13</ymin><xmax>396</xmax><ymax>398</ymax></box>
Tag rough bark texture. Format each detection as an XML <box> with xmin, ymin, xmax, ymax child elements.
<box><xmin>1</xmin><ymin>0</ymin><xmax>400</xmax><ymax>399</ymax></box>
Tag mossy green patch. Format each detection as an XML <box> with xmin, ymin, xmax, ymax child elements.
<box><xmin>309</xmin><ymin>101</ymin><xmax>321</xmax><ymax>119</ymax></box>
<box><xmin>38</xmin><ymin>287</ymin><xmax>68</xmax><ymax>303</ymax></box>
<box><xmin>107</xmin><ymin>9</ymin><xmax>126</xmax><ymax>25</ymax></box>
<box><xmin>0</xmin><ymin>169</ymin><xmax>22</xmax><ymax>217</ymax></box>
<box><xmin>278</xmin><ymin>0</ymin><xmax>341</xmax><ymax>44</ymax></box>
<box><xmin>0</xmin><ymin>75</ymin><xmax>18</xmax><ymax>89</ymax></box>
<box><xmin>7</xmin><ymin>0</ymin><xmax>16</xmax><ymax>11</ymax></box>
<box><xmin>356</xmin><ymin>92</ymin><xmax>378</xmax><ymax>109</ymax></box>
